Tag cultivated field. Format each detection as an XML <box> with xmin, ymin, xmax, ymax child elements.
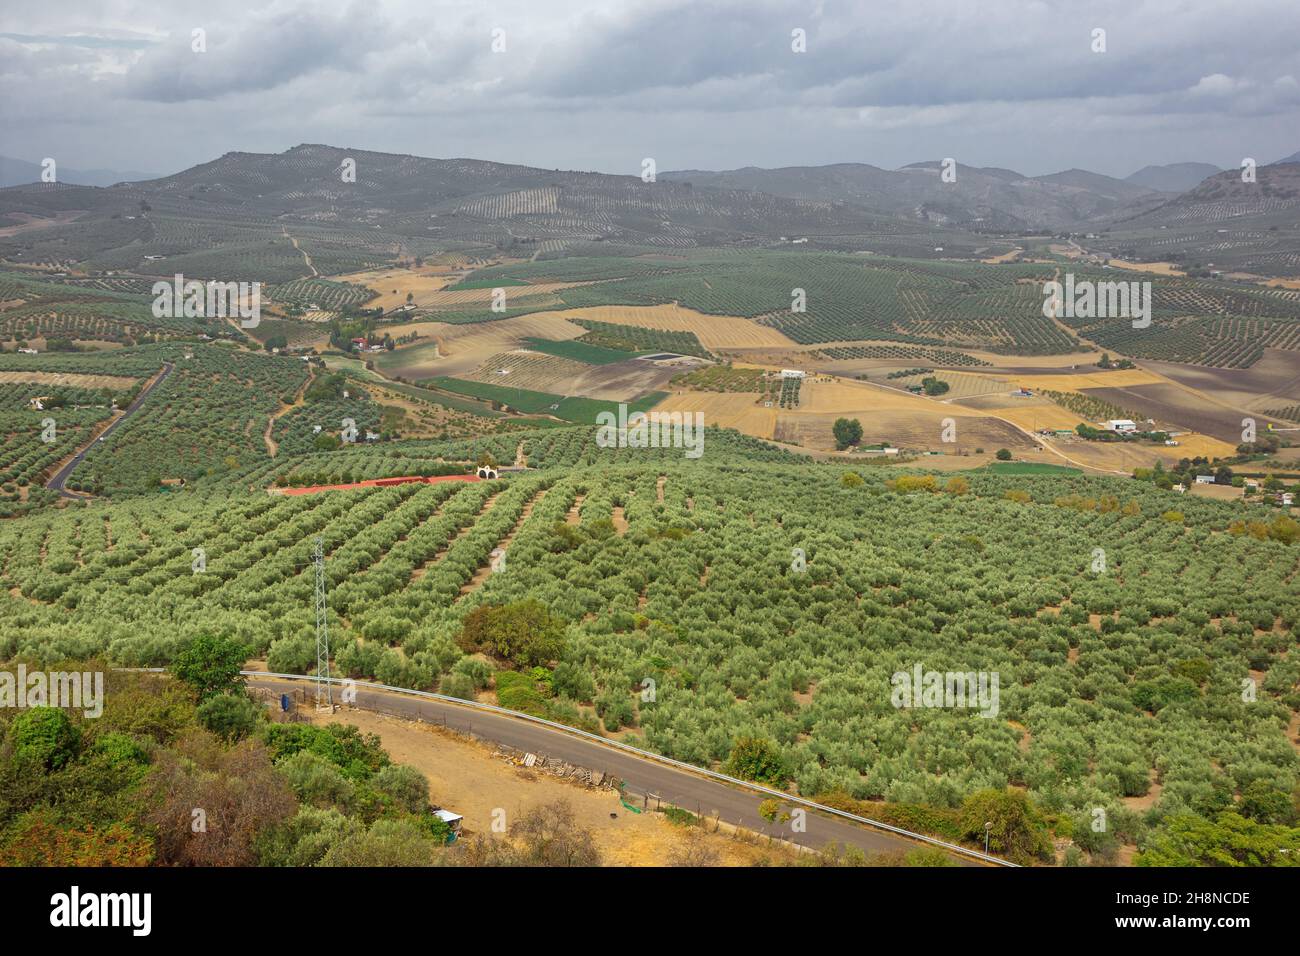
<box><xmin>522</xmin><ymin>304</ymin><xmax>798</xmax><ymax>352</ymax></box>
<box><xmin>0</xmin><ymin>370</ymin><xmax>139</xmax><ymax>390</ymax></box>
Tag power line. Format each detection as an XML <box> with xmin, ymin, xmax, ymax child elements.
<box><xmin>313</xmin><ymin>535</ymin><xmax>332</xmax><ymax>711</ymax></box>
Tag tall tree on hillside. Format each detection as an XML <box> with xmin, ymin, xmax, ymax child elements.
<box><xmin>833</xmin><ymin>417</ymin><xmax>863</xmax><ymax>450</ymax></box>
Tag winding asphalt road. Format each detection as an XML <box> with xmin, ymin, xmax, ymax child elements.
<box><xmin>45</xmin><ymin>362</ymin><xmax>174</xmax><ymax>497</ymax></box>
<box><xmin>248</xmin><ymin>675</ymin><xmax>993</xmax><ymax>866</ymax></box>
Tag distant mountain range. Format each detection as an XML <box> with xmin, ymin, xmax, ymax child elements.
<box><xmin>660</xmin><ymin>161</ymin><xmax>1177</xmax><ymax>230</ymax></box>
<box><xmin>1123</xmin><ymin>162</ymin><xmax>1223</xmax><ymax>193</ymax></box>
<box><xmin>0</xmin><ymin>155</ymin><xmax>160</xmax><ymax>189</ymax></box>
<box><xmin>1</xmin><ymin>144</ymin><xmax>1297</xmax><ymax>277</ymax></box>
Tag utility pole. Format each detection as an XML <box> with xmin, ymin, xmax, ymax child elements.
<box><xmin>313</xmin><ymin>536</ymin><xmax>332</xmax><ymax>711</ymax></box>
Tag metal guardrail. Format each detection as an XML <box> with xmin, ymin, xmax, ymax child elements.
<box><xmin>242</xmin><ymin>669</ymin><xmax>1018</xmax><ymax>867</ymax></box>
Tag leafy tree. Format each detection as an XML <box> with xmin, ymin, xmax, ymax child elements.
<box><xmin>551</xmin><ymin>661</ymin><xmax>596</xmax><ymax>703</ymax></box>
<box><xmin>373</xmin><ymin>764</ymin><xmax>429</xmax><ymax>814</ymax></box>
<box><xmin>832</xmin><ymin>418</ymin><xmax>863</xmax><ymax>450</ymax></box>
<box><xmin>261</xmin><ymin>724</ymin><xmax>389</xmax><ymax>780</ymax></box>
<box><xmin>277</xmin><ymin>750</ymin><xmax>357</xmax><ymax>811</ymax></box>
<box><xmin>8</xmin><ymin>708</ymin><xmax>81</xmax><ymax>772</ymax></box>
<box><xmin>319</xmin><ymin>817</ymin><xmax>437</xmax><ymax>866</ymax></box>
<box><xmin>724</xmin><ymin>737</ymin><xmax>788</xmax><ymax>787</ymax></box>
<box><xmin>1136</xmin><ymin>811</ymin><xmax>1300</xmax><ymax>867</ymax></box>
<box><xmin>995</xmin><ymin>448</ymin><xmax>1012</xmax><ymax>461</ymax></box>
<box><xmin>958</xmin><ymin>788</ymin><xmax>1053</xmax><ymax>865</ymax></box>
<box><xmin>1239</xmin><ymin>781</ymin><xmax>1295</xmax><ymax>825</ymax></box>
<box><xmin>170</xmin><ymin>634</ymin><xmax>247</xmax><ymax>700</ymax></box>
<box><xmin>196</xmin><ymin>693</ymin><xmax>263</xmax><ymax>741</ymax></box>
<box><xmin>256</xmin><ymin>806</ymin><xmax>361</xmax><ymax>867</ymax></box>
<box><xmin>457</xmin><ymin>600</ymin><xmax>567</xmax><ymax>667</ymax></box>
<box><xmin>439</xmin><ymin>672</ymin><xmax>476</xmax><ymax>700</ymax></box>
<box><xmin>1130</xmin><ymin>675</ymin><xmax>1199</xmax><ymax>713</ymax></box>
<box><xmin>944</xmin><ymin>476</ymin><xmax>970</xmax><ymax>495</ymax></box>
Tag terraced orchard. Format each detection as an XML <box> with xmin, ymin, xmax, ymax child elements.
<box><xmin>1</xmin><ymin>454</ymin><xmax>1295</xmax><ymax>862</ymax></box>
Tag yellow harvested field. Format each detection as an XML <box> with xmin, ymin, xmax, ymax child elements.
<box><xmin>797</xmin><ymin>377</ymin><xmax>984</xmax><ymax>418</ymax></box>
<box><xmin>0</xmin><ymin>370</ymin><xmax>138</xmax><ymax>389</ymax></box>
<box><xmin>1161</xmin><ymin>433</ymin><xmax>1237</xmax><ymax>458</ymax></box>
<box><xmin>961</xmin><ymin>350</ymin><xmax>1105</xmax><ymax>368</ymax></box>
<box><xmin>1106</xmin><ymin>259</ymin><xmax>1187</xmax><ymax>277</ymax></box>
<box><xmin>376</xmin><ymin>313</ymin><xmax>599</xmax><ymax>380</ymax></box>
<box><xmin>334</xmin><ymin>267</ymin><xmax>452</xmax><ymax>310</ymax></box>
<box><xmin>417</xmin><ymin>281</ymin><xmax>581</xmax><ymax>308</ymax></box>
<box><xmin>335</xmin><ymin>264</ymin><xmax>586</xmax><ymax>311</ymax></box>
<box><xmin>654</xmin><ymin>391</ymin><xmax>777</xmax><ymax>438</ymax></box>
<box><xmin>981</xmin><ymin>249</ymin><xmax>1022</xmax><ymax>264</ymax></box>
<box><xmin>523</xmin><ymin>304</ymin><xmax>798</xmax><ymax>351</ymax></box>
<box><xmin>975</xmin><ymin>368</ymin><xmax>1169</xmax><ymax>392</ymax></box>
<box><xmin>399</xmin><ymin>314</ymin><xmax>589</xmax><ymax>353</ymax></box>
<box><xmin>983</xmin><ymin>402</ymin><xmax>1085</xmax><ymax>432</ymax></box>
<box><xmin>892</xmin><ymin>371</ymin><xmax>1012</xmax><ymax>400</ymax></box>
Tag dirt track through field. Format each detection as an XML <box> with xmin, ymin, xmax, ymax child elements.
<box><xmin>264</xmin><ymin>370</ymin><xmax>313</xmax><ymax>456</ymax></box>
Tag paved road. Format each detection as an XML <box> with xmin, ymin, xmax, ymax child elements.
<box><xmin>45</xmin><ymin>362</ymin><xmax>174</xmax><ymax>497</ymax></box>
<box><xmin>249</xmin><ymin>675</ymin><xmax>989</xmax><ymax>866</ymax></box>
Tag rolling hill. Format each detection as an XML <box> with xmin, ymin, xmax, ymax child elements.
<box><xmin>662</xmin><ymin>161</ymin><xmax>1169</xmax><ymax>230</ymax></box>
<box><xmin>1124</xmin><ymin>162</ymin><xmax>1223</xmax><ymax>193</ymax></box>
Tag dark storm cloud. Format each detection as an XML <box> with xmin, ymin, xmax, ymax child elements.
<box><xmin>2</xmin><ymin>0</ymin><xmax>1298</xmax><ymax>178</ymax></box>
<box><xmin>121</xmin><ymin>4</ymin><xmax>390</xmax><ymax>102</ymax></box>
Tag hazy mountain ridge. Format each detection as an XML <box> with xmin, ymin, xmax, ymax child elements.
<box><xmin>1124</xmin><ymin>162</ymin><xmax>1223</xmax><ymax>193</ymax></box>
<box><xmin>660</xmin><ymin>160</ymin><xmax>1174</xmax><ymax>230</ymax></box>
<box><xmin>0</xmin><ymin>155</ymin><xmax>161</xmax><ymax>189</ymax></box>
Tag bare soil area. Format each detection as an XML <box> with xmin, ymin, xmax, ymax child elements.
<box><xmin>299</xmin><ymin>707</ymin><xmax>794</xmax><ymax>866</ymax></box>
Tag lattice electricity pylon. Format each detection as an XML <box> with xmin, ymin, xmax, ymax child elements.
<box><xmin>313</xmin><ymin>536</ymin><xmax>332</xmax><ymax>711</ymax></box>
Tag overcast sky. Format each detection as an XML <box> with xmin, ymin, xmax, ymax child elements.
<box><xmin>2</xmin><ymin>0</ymin><xmax>1298</xmax><ymax>179</ymax></box>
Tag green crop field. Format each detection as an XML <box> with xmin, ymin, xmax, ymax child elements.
<box><xmin>571</xmin><ymin>319</ymin><xmax>714</xmax><ymax>359</ymax></box>
<box><xmin>981</xmin><ymin>461</ymin><xmax>1084</xmax><ymax>475</ymax></box>
<box><xmin>426</xmin><ymin>377</ymin><xmax>665</xmax><ymax>424</ymax></box>
<box><xmin>1</xmin><ymin>447</ymin><xmax>1296</xmax><ymax>867</ymax></box>
<box><xmin>522</xmin><ymin>337</ymin><xmax>643</xmax><ymax>365</ymax></box>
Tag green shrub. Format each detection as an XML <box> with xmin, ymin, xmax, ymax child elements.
<box><xmin>196</xmin><ymin>693</ymin><xmax>263</xmax><ymax>741</ymax></box>
<box><xmin>9</xmin><ymin>707</ymin><xmax>81</xmax><ymax>772</ymax></box>
<box><xmin>724</xmin><ymin>737</ymin><xmax>788</xmax><ymax>787</ymax></box>
<box><xmin>373</xmin><ymin>764</ymin><xmax>429</xmax><ymax>814</ymax></box>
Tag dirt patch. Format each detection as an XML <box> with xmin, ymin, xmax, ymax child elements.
<box><xmin>1121</xmin><ymin>770</ymin><xmax>1164</xmax><ymax>811</ymax></box>
<box><xmin>1081</xmin><ymin>382</ymin><xmax>1276</xmax><ymax>445</ymax></box>
<box><xmin>299</xmin><ymin>707</ymin><xmax>790</xmax><ymax>866</ymax></box>
<box><xmin>0</xmin><ymin>210</ymin><xmax>86</xmax><ymax>237</ymax></box>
